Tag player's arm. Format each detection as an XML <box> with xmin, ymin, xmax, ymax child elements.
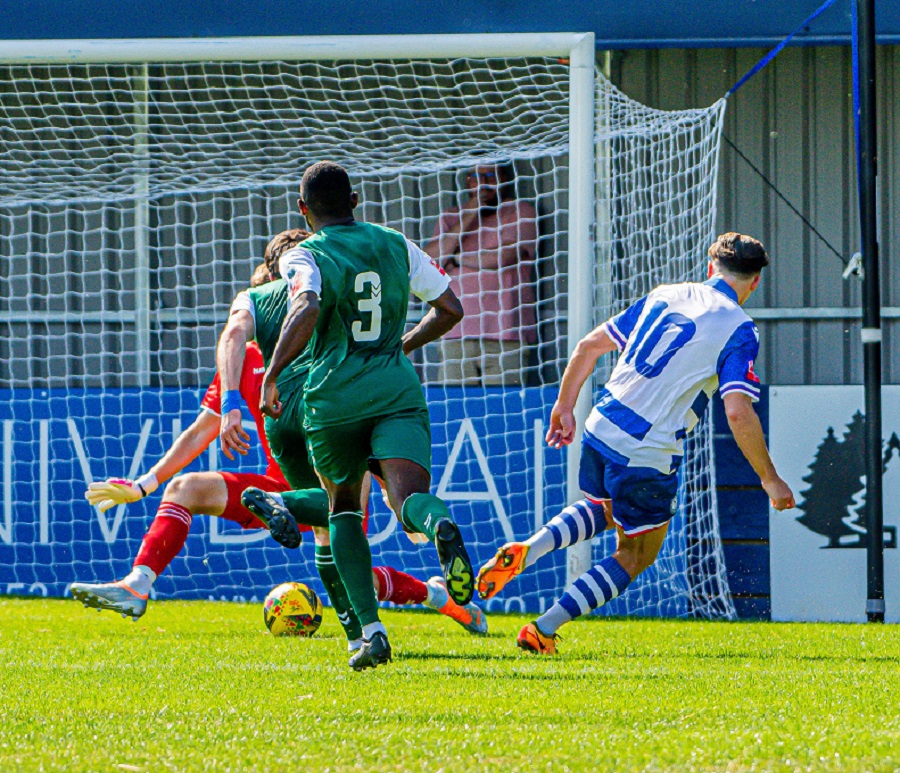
<box><xmin>723</xmin><ymin>393</ymin><xmax>795</xmax><ymax>511</ymax></box>
<box><xmin>147</xmin><ymin>411</ymin><xmax>220</xmax><ymax>482</ymax></box>
<box><xmin>403</xmin><ymin>287</ymin><xmax>463</xmax><ymax>354</ymax></box>
<box><xmin>85</xmin><ymin>411</ymin><xmax>220</xmax><ymax>513</ymax></box>
<box><xmin>216</xmin><ymin>302</ymin><xmax>255</xmax><ymax>460</ymax></box>
<box><xmin>717</xmin><ymin>321</ymin><xmax>794</xmax><ymax>511</ymax></box>
<box><xmin>261</xmin><ymin>247</ymin><xmax>322</xmax><ymax>418</ymax></box>
<box><xmin>546</xmin><ymin>324</ymin><xmax>618</xmax><ymax>448</ymax></box>
<box><xmin>403</xmin><ymin>238</ymin><xmax>463</xmax><ymax>353</ymax></box>
<box><xmin>261</xmin><ymin>290</ymin><xmax>318</xmax><ymax>418</ymax></box>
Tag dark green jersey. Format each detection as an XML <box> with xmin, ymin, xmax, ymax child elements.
<box><xmin>280</xmin><ymin>221</ymin><xmax>449</xmax><ymax>428</ymax></box>
<box><xmin>241</xmin><ymin>278</ymin><xmax>310</xmax><ymax>395</ymax></box>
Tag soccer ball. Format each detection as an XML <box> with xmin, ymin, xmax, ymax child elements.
<box><xmin>263</xmin><ymin>582</ymin><xmax>323</xmax><ymax>637</ymax></box>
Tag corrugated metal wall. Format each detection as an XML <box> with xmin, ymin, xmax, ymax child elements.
<box><xmin>613</xmin><ymin>45</ymin><xmax>899</xmax><ymax>386</ymax></box>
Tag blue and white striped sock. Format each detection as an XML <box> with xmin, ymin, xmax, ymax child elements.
<box><xmin>535</xmin><ymin>556</ymin><xmax>632</xmax><ymax>635</ymax></box>
<box><xmin>522</xmin><ymin>499</ymin><xmax>607</xmax><ymax>569</ymax></box>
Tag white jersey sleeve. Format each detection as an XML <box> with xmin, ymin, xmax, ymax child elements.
<box><xmin>279</xmin><ymin>246</ymin><xmax>322</xmax><ymax>301</ymax></box>
<box><xmin>406</xmin><ymin>238</ymin><xmax>450</xmax><ymax>302</ymax></box>
<box><xmin>229</xmin><ymin>290</ymin><xmax>255</xmax><ymax>318</ymax></box>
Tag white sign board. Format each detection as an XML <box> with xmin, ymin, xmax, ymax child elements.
<box><xmin>769</xmin><ymin>386</ymin><xmax>900</xmax><ymax>622</ymax></box>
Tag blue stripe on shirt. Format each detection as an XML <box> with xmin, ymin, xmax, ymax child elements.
<box><xmin>604</xmin><ymin>321</ymin><xmax>627</xmax><ymax>349</ymax></box>
<box><xmin>607</xmin><ymin>296</ymin><xmax>648</xmax><ymax>340</ymax></box>
<box><xmin>596</xmin><ymin>388</ymin><xmax>652</xmax><ymax>441</ymax></box>
<box><xmin>690</xmin><ymin>390</ymin><xmax>710</xmax><ymax>420</ymax></box>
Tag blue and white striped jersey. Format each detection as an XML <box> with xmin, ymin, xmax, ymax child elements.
<box><xmin>584</xmin><ymin>278</ymin><xmax>761</xmax><ymax>475</ymax></box>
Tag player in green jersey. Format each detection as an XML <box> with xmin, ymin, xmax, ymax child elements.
<box><xmin>219</xmin><ymin>231</ymin><xmax>487</xmax><ymax>650</ymax></box>
<box><xmin>262</xmin><ymin>161</ymin><xmax>472</xmax><ymax>671</ymax></box>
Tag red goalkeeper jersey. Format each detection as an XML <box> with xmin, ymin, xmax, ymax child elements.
<box><xmin>200</xmin><ymin>342</ymin><xmax>288</xmax><ymax>486</ymax></box>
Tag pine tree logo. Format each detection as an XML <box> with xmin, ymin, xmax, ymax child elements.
<box><xmin>796</xmin><ymin>411</ymin><xmax>899</xmax><ymax>549</ymax></box>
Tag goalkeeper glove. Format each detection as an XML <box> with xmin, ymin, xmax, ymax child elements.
<box><xmin>85</xmin><ymin>473</ymin><xmax>159</xmax><ymax>513</ymax></box>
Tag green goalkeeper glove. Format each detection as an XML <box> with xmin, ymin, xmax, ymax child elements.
<box><xmin>85</xmin><ymin>474</ymin><xmax>159</xmax><ymax>512</ymax></box>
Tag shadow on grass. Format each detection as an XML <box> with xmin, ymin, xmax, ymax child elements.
<box><xmin>398</xmin><ymin>650</ymin><xmax>523</xmax><ymax>662</ymax></box>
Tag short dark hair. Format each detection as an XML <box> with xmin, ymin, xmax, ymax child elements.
<box><xmin>250</xmin><ymin>262</ymin><xmax>271</xmax><ymax>287</ymax></box>
<box><xmin>264</xmin><ymin>228</ymin><xmax>310</xmax><ymax>278</ymax></box>
<box><xmin>708</xmin><ymin>232</ymin><xmax>769</xmax><ymax>277</ymax></box>
<box><xmin>300</xmin><ymin>161</ymin><xmax>354</xmax><ymax>219</ymax></box>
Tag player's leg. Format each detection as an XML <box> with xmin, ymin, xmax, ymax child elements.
<box><xmin>264</xmin><ymin>398</ymin><xmax>367</xmax><ymax>648</ymax></box>
<box><xmin>243</xmin><ymin>474</ymin><xmax>382</xmax><ymax>649</ymax></box>
<box><xmin>260</xmin><ymin>401</ymin><xmax>330</xmax><ymax>547</ymax></box>
<box><xmin>384</xmin><ymin>458</ymin><xmax>474</xmax><ymax>605</ymax></box>
<box><xmin>520</xmin><ymin>459</ymin><xmax>678</xmax><ymax>653</ymax></box>
<box><xmin>242</xmin><ymin>470</ymin><xmax>370</xmax><ymax>538</ymax></box>
<box><xmin>322</xmin><ymin>474</ymin><xmax>391</xmax><ymax>670</ymax></box>
<box><xmin>371</xmin><ymin>566</ymin><xmax>487</xmax><ymax>635</ymax></box>
<box><xmin>477</xmin><ymin>443</ymin><xmax>614</xmax><ymax>599</ymax></box>
<box><xmin>305</xmin><ymin>417</ymin><xmax>390</xmax><ymax>669</ymax></box>
<box><xmin>310</xmin><ymin>526</ymin><xmax>364</xmax><ymax>648</ymax></box>
<box><xmin>520</xmin><ymin>523</ymin><xmax>669</xmax><ymax>654</ymax></box>
<box><xmin>371</xmin><ymin>408</ymin><xmax>475</xmax><ymax>606</ymax></box>
<box><xmin>71</xmin><ymin>472</ymin><xmax>228</xmax><ymax>619</ymax></box>
<box><xmin>477</xmin><ymin>498</ymin><xmax>612</xmax><ymax>599</ymax></box>
<box><xmin>241</xmin><ymin>487</ymin><xmax>329</xmax><ymax>547</ymax></box>
<box><xmin>308</xmin><ymin>473</ymin><xmax>373</xmax><ymax>651</ymax></box>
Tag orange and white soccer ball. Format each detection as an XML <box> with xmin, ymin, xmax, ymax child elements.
<box><xmin>263</xmin><ymin>582</ymin><xmax>323</xmax><ymax>637</ymax></box>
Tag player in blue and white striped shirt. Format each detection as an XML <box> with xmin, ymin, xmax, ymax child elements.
<box><xmin>477</xmin><ymin>232</ymin><xmax>795</xmax><ymax>653</ymax></box>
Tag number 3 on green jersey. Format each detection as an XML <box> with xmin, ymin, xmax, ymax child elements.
<box><xmin>277</xmin><ymin>222</ymin><xmax>451</xmax><ymax>426</ymax></box>
<box><xmin>352</xmin><ymin>271</ymin><xmax>382</xmax><ymax>342</ymax></box>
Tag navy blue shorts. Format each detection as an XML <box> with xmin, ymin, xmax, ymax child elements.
<box><xmin>578</xmin><ymin>442</ymin><xmax>678</xmax><ymax>536</ymax></box>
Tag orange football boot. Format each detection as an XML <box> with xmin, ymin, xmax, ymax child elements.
<box><xmin>516</xmin><ymin>621</ymin><xmax>559</xmax><ymax>655</ymax></box>
<box><xmin>476</xmin><ymin>542</ymin><xmax>530</xmax><ymax>599</ymax></box>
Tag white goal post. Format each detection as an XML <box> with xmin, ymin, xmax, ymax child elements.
<box><xmin>0</xmin><ymin>33</ymin><xmax>733</xmax><ymax>619</ymax></box>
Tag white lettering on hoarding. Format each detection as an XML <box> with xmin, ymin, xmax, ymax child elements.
<box><xmin>68</xmin><ymin>417</ymin><xmax>154</xmax><ymax>543</ymax></box>
<box><xmin>436</xmin><ymin>418</ymin><xmax>514</xmax><ymax>542</ymax></box>
<box><xmin>1</xmin><ymin>421</ymin><xmax>11</xmax><ymax>543</ymax></box>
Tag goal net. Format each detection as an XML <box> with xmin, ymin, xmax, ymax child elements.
<box><xmin>0</xmin><ymin>36</ymin><xmax>734</xmax><ymax>620</ymax></box>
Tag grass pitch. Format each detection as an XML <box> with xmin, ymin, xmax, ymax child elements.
<box><xmin>0</xmin><ymin>599</ymin><xmax>898</xmax><ymax>772</ymax></box>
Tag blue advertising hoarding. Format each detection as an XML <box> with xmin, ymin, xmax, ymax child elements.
<box><xmin>0</xmin><ymin>387</ymin><xmax>569</xmax><ymax>614</ymax></box>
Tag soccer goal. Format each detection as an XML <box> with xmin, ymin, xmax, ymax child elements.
<box><xmin>0</xmin><ymin>33</ymin><xmax>734</xmax><ymax>619</ymax></box>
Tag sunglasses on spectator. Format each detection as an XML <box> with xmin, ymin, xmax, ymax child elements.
<box><xmin>466</xmin><ymin>171</ymin><xmax>497</xmax><ymax>181</ymax></box>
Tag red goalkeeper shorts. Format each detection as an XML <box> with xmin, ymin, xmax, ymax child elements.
<box><xmin>218</xmin><ymin>471</ymin><xmax>311</xmax><ymax>532</ymax></box>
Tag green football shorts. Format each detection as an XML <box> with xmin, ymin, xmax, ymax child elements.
<box><xmin>264</xmin><ymin>389</ymin><xmax>321</xmax><ymax>491</ymax></box>
<box><xmin>306</xmin><ymin>407</ymin><xmax>432</xmax><ymax>485</ymax></box>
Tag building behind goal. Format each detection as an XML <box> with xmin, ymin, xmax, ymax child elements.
<box><xmin>0</xmin><ymin>34</ymin><xmax>734</xmax><ymax>618</ymax></box>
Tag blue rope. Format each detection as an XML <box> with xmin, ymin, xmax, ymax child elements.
<box><xmin>726</xmin><ymin>0</ymin><xmax>840</xmax><ymax>97</ymax></box>
<box><xmin>851</xmin><ymin>0</ymin><xmax>863</xmax><ymax>208</ymax></box>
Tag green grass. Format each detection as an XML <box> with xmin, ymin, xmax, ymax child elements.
<box><xmin>1</xmin><ymin>599</ymin><xmax>899</xmax><ymax>772</ymax></box>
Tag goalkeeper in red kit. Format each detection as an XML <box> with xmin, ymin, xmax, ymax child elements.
<box><xmin>70</xmin><ymin>250</ymin><xmax>486</xmax><ymax>640</ymax></box>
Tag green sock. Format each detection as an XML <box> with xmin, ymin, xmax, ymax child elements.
<box><xmin>314</xmin><ymin>544</ymin><xmax>362</xmax><ymax>642</ymax></box>
<box><xmin>329</xmin><ymin>511</ymin><xmax>380</xmax><ymax>627</ymax></box>
<box><xmin>281</xmin><ymin>488</ymin><xmax>330</xmax><ymax>529</ymax></box>
<box><xmin>399</xmin><ymin>493</ymin><xmax>451</xmax><ymax>541</ymax></box>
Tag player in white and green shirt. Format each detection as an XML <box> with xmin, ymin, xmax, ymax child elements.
<box><xmin>262</xmin><ymin>161</ymin><xmax>471</xmax><ymax>671</ymax></box>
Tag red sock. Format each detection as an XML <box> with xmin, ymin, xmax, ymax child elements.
<box><xmin>134</xmin><ymin>501</ymin><xmax>193</xmax><ymax>577</ymax></box>
<box><xmin>372</xmin><ymin>566</ymin><xmax>428</xmax><ymax>605</ymax></box>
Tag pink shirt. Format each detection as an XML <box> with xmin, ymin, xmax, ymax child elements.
<box><xmin>432</xmin><ymin>200</ymin><xmax>538</xmax><ymax>342</ymax></box>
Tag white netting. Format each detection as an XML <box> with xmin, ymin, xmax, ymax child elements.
<box><xmin>0</xmin><ymin>51</ymin><xmax>733</xmax><ymax>619</ymax></box>
<box><xmin>590</xmin><ymin>89</ymin><xmax>734</xmax><ymax>619</ymax></box>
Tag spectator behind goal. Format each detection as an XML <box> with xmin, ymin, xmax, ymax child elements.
<box><xmin>424</xmin><ymin>161</ymin><xmax>538</xmax><ymax>386</ymax></box>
